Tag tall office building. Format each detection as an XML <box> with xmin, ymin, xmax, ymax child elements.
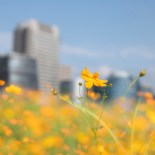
<box><xmin>13</xmin><ymin>19</ymin><xmax>60</xmax><ymax>91</ymax></box>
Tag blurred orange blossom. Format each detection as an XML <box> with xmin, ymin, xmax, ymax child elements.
<box><xmin>0</xmin><ymin>80</ymin><xmax>5</xmax><ymax>86</ymax></box>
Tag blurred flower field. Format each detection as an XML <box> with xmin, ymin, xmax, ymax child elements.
<box><xmin>0</xmin><ymin>90</ymin><xmax>94</xmax><ymax>155</ymax></box>
<box><xmin>0</xmin><ymin>68</ymin><xmax>155</xmax><ymax>155</ymax></box>
<box><xmin>0</xmin><ymin>90</ymin><xmax>155</xmax><ymax>155</ymax></box>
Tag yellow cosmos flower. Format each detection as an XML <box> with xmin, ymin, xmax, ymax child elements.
<box><xmin>5</xmin><ymin>84</ymin><xmax>22</xmax><ymax>95</ymax></box>
<box><xmin>81</xmin><ymin>67</ymin><xmax>108</xmax><ymax>89</ymax></box>
<box><xmin>0</xmin><ymin>80</ymin><xmax>5</xmax><ymax>86</ymax></box>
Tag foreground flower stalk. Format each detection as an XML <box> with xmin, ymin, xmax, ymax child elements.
<box><xmin>59</xmin><ymin>95</ymin><xmax>126</xmax><ymax>152</ymax></box>
<box><xmin>59</xmin><ymin>67</ymin><xmax>126</xmax><ymax>152</ymax></box>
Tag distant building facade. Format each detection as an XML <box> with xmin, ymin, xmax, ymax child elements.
<box><xmin>107</xmin><ymin>71</ymin><xmax>139</xmax><ymax>100</ymax></box>
<box><xmin>0</xmin><ymin>53</ymin><xmax>38</xmax><ymax>89</ymax></box>
<box><xmin>59</xmin><ymin>65</ymin><xmax>72</xmax><ymax>81</ymax></box>
<box><xmin>59</xmin><ymin>64</ymin><xmax>72</xmax><ymax>95</ymax></box>
<box><xmin>60</xmin><ymin>81</ymin><xmax>73</xmax><ymax>96</ymax></box>
<box><xmin>13</xmin><ymin>19</ymin><xmax>60</xmax><ymax>91</ymax></box>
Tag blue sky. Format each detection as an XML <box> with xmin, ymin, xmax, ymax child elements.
<box><xmin>0</xmin><ymin>0</ymin><xmax>155</xmax><ymax>90</ymax></box>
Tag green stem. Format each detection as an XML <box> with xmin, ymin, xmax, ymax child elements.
<box><xmin>80</xmin><ymin>105</ymin><xmax>126</xmax><ymax>152</ymax></box>
<box><xmin>79</xmin><ymin>85</ymin><xmax>81</xmax><ymax>98</ymax></box>
<box><xmin>101</xmin><ymin>94</ymin><xmax>107</xmax><ymax>105</ymax></box>
<box><xmin>101</xmin><ymin>86</ymin><xmax>110</xmax><ymax>104</ymax></box>
<box><xmin>96</xmin><ymin>105</ymin><xmax>107</xmax><ymax>129</ymax></box>
<box><xmin>124</xmin><ymin>77</ymin><xmax>139</xmax><ymax>98</ymax></box>
<box><xmin>60</xmin><ymin>95</ymin><xmax>100</xmax><ymax>146</ymax></box>
<box><xmin>64</xmin><ymin>100</ymin><xmax>125</xmax><ymax>152</ymax></box>
<box><xmin>78</xmin><ymin>85</ymin><xmax>83</xmax><ymax>103</ymax></box>
<box><xmin>86</xmin><ymin>89</ymin><xmax>90</xmax><ymax>109</ymax></box>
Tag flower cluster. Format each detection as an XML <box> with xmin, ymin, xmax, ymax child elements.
<box><xmin>0</xmin><ymin>90</ymin><xmax>154</xmax><ymax>154</ymax></box>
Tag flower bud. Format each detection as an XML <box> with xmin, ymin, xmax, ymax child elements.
<box><xmin>139</xmin><ymin>69</ymin><xmax>146</xmax><ymax>77</ymax></box>
<box><xmin>51</xmin><ymin>88</ymin><xmax>58</xmax><ymax>95</ymax></box>
<box><xmin>79</xmin><ymin>82</ymin><xmax>82</xmax><ymax>86</ymax></box>
<box><xmin>108</xmin><ymin>83</ymin><xmax>112</xmax><ymax>87</ymax></box>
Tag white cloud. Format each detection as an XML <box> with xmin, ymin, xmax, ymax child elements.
<box><xmin>0</xmin><ymin>32</ymin><xmax>12</xmax><ymax>53</ymax></box>
<box><xmin>62</xmin><ymin>44</ymin><xmax>98</xmax><ymax>57</ymax></box>
<box><xmin>120</xmin><ymin>47</ymin><xmax>155</xmax><ymax>59</ymax></box>
<box><xmin>62</xmin><ymin>44</ymin><xmax>155</xmax><ymax>61</ymax></box>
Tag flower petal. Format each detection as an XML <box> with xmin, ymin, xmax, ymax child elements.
<box><xmin>81</xmin><ymin>67</ymin><xmax>93</xmax><ymax>81</ymax></box>
<box><xmin>94</xmin><ymin>79</ymin><xmax>107</xmax><ymax>87</ymax></box>
<box><xmin>100</xmin><ymin>80</ymin><xmax>108</xmax><ymax>83</ymax></box>
<box><xmin>85</xmin><ymin>80</ymin><xmax>93</xmax><ymax>89</ymax></box>
<box><xmin>100</xmin><ymin>83</ymin><xmax>107</xmax><ymax>87</ymax></box>
<box><xmin>93</xmin><ymin>80</ymin><xmax>101</xmax><ymax>86</ymax></box>
<box><xmin>81</xmin><ymin>75</ymin><xmax>91</xmax><ymax>81</ymax></box>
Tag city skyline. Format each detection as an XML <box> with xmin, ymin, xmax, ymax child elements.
<box><xmin>0</xmin><ymin>1</ymin><xmax>155</xmax><ymax>91</ymax></box>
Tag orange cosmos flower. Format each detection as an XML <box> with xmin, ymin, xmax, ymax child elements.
<box><xmin>87</xmin><ymin>91</ymin><xmax>100</xmax><ymax>100</ymax></box>
<box><xmin>81</xmin><ymin>67</ymin><xmax>107</xmax><ymax>89</ymax></box>
<box><xmin>0</xmin><ymin>80</ymin><xmax>5</xmax><ymax>86</ymax></box>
